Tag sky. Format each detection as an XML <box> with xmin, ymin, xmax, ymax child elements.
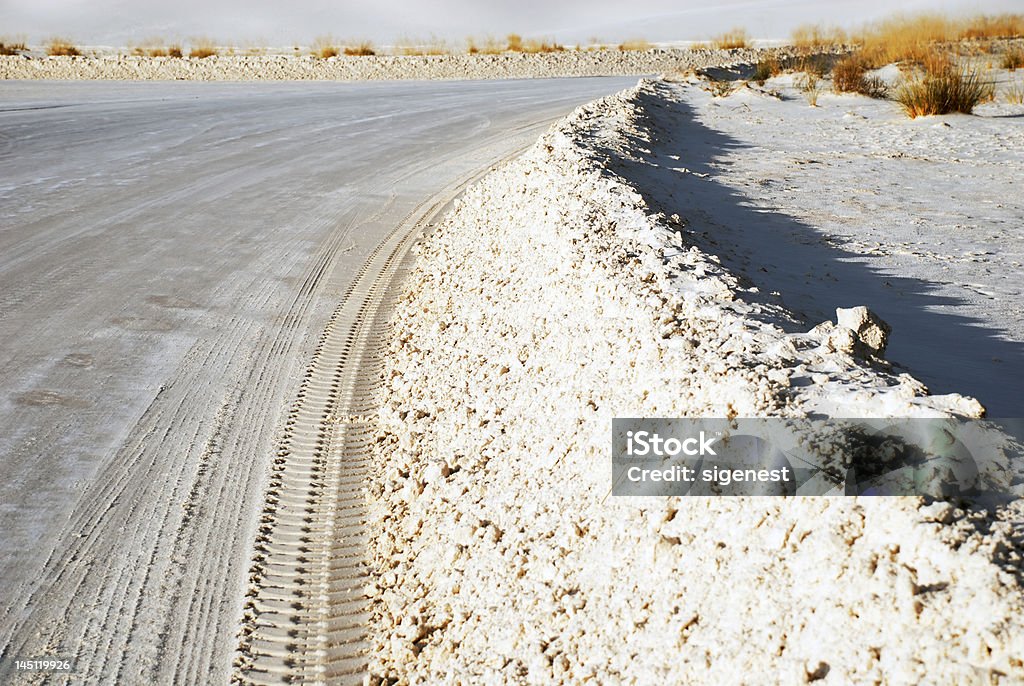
<box><xmin>1</xmin><ymin>0</ymin><xmax>1019</xmax><ymax>47</ymax></box>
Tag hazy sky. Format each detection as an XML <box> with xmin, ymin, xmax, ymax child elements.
<box><xmin>1</xmin><ymin>0</ymin><xmax>1018</xmax><ymax>47</ymax></box>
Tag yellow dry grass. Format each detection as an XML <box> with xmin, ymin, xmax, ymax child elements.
<box><xmin>466</xmin><ymin>36</ymin><xmax>505</xmax><ymax>54</ymax></box>
<box><xmin>311</xmin><ymin>36</ymin><xmax>339</xmax><ymax>58</ymax></box>
<box><xmin>713</xmin><ymin>28</ymin><xmax>749</xmax><ymax>50</ymax></box>
<box><xmin>189</xmin><ymin>39</ymin><xmax>218</xmax><ymax>59</ymax></box>
<box><xmin>46</xmin><ymin>38</ymin><xmax>81</xmax><ymax>56</ymax></box>
<box><xmin>506</xmin><ymin>33</ymin><xmax>563</xmax><ymax>53</ymax></box>
<box><xmin>853</xmin><ymin>13</ymin><xmax>1024</xmax><ymax>67</ymax></box>
<box><xmin>394</xmin><ymin>36</ymin><xmax>450</xmax><ymax>56</ymax></box>
<box><xmin>791</xmin><ymin>24</ymin><xmax>849</xmax><ymax>50</ymax></box>
<box><xmin>1005</xmin><ymin>80</ymin><xmax>1024</xmax><ymax>104</ymax></box>
<box><xmin>343</xmin><ymin>42</ymin><xmax>375</xmax><ymax>56</ymax></box>
<box><xmin>0</xmin><ymin>38</ymin><xmax>28</xmax><ymax>55</ymax></box>
<box><xmin>130</xmin><ymin>39</ymin><xmax>176</xmax><ymax>57</ymax></box>
<box><xmin>894</xmin><ymin>66</ymin><xmax>995</xmax><ymax>117</ymax></box>
<box><xmin>1003</xmin><ymin>46</ymin><xmax>1024</xmax><ymax>70</ymax></box>
<box><xmin>618</xmin><ymin>39</ymin><xmax>652</xmax><ymax>52</ymax></box>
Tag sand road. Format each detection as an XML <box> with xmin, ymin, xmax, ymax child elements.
<box><xmin>0</xmin><ymin>77</ymin><xmax>635</xmax><ymax>684</ymax></box>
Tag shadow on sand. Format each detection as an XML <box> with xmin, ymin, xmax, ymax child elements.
<box><xmin>596</xmin><ymin>88</ymin><xmax>1023</xmax><ymax>416</ymax></box>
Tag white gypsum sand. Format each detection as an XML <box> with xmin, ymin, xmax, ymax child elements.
<box><xmin>669</xmin><ymin>66</ymin><xmax>1024</xmax><ymax>416</ymax></box>
<box><xmin>366</xmin><ymin>80</ymin><xmax>1024</xmax><ymax>683</ymax></box>
<box><xmin>0</xmin><ymin>47</ymin><xmax>806</xmax><ymax>81</ymax></box>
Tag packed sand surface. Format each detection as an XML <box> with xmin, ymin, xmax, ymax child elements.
<box><xmin>0</xmin><ymin>47</ymin><xmax>800</xmax><ymax>81</ymax></box>
<box><xmin>0</xmin><ymin>77</ymin><xmax>636</xmax><ymax>684</ymax></box>
<box><xmin>367</xmin><ymin>80</ymin><xmax>1024</xmax><ymax>683</ymax></box>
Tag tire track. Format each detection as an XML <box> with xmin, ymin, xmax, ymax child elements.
<box><xmin>0</xmin><ymin>209</ymin><xmax>366</xmax><ymax>686</ymax></box>
<box><xmin>232</xmin><ymin>154</ymin><xmax>519</xmax><ymax>684</ymax></box>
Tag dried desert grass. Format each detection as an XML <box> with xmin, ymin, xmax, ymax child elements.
<box><xmin>311</xmin><ymin>36</ymin><xmax>339</xmax><ymax>58</ymax></box>
<box><xmin>395</xmin><ymin>36</ymin><xmax>450</xmax><ymax>56</ymax></box>
<box><xmin>1004</xmin><ymin>80</ymin><xmax>1024</xmax><ymax>104</ymax></box>
<box><xmin>751</xmin><ymin>56</ymin><xmax>782</xmax><ymax>84</ymax></box>
<box><xmin>0</xmin><ymin>38</ymin><xmax>28</xmax><ymax>55</ymax></box>
<box><xmin>855</xmin><ymin>13</ymin><xmax>1024</xmax><ymax>68</ymax></box>
<box><xmin>1003</xmin><ymin>46</ymin><xmax>1024</xmax><ymax>70</ymax></box>
<box><xmin>189</xmin><ymin>39</ymin><xmax>218</xmax><ymax>59</ymax></box>
<box><xmin>894</xmin><ymin>65</ymin><xmax>995</xmax><ymax>117</ymax></box>
<box><xmin>506</xmin><ymin>34</ymin><xmax>564</xmax><ymax>53</ymax></box>
<box><xmin>959</xmin><ymin>14</ymin><xmax>1024</xmax><ymax>40</ymax></box>
<box><xmin>796</xmin><ymin>72</ymin><xmax>822</xmax><ymax>106</ymax></box>
<box><xmin>46</xmin><ymin>38</ymin><xmax>81</xmax><ymax>56</ymax></box>
<box><xmin>344</xmin><ymin>42</ymin><xmax>376</xmax><ymax>56</ymax></box>
<box><xmin>702</xmin><ymin>79</ymin><xmax>736</xmax><ymax>97</ymax></box>
<box><xmin>465</xmin><ymin>36</ymin><xmax>504</xmax><ymax>54</ymax></box>
<box><xmin>713</xmin><ymin>28</ymin><xmax>749</xmax><ymax>50</ymax></box>
<box><xmin>791</xmin><ymin>24</ymin><xmax>849</xmax><ymax>51</ymax></box>
<box><xmin>618</xmin><ymin>39</ymin><xmax>652</xmax><ymax>52</ymax></box>
<box><xmin>832</xmin><ymin>54</ymin><xmax>889</xmax><ymax>98</ymax></box>
<box><xmin>130</xmin><ymin>39</ymin><xmax>177</xmax><ymax>57</ymax></box>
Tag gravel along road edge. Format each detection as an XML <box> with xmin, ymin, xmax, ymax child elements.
<box><xmin>364</xmin><ymin>78</ymin><xmax>1024</xmax><ymax>683</ymax></box>
<box><xmin>232</xmin><ymin>146</ymin><xmax>527</xmax><ymax>685</ymax></box>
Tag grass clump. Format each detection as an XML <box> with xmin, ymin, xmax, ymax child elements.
<box><xmin>856</xmin><ymin>14</ymin><xmax>958</xmax><ymax>66</ymax></box>
<box><xmin>832</xmin><ymin>53</ymin><xmax>889</xmax><ymax>98</ymax></box>
<box><xmin>854</xmin><ymin>13</ymin><xmax>1024</xmax><ymax>68</ymax></box>
<box><xmin>130</xmin><ymin>39</ymin><xmax>176</xmax><ymax>57</ymax></box>
<box><xmin>464</xmin><ymin>33</ymin><xmax>562</xmax><ymax>54</ymax></box>
<box><xmin>791</xmin><ymin>24</ymin><xmax>849</xmax><ymax>51</ymax></box>
<box><xmin>796</xmin><ymin>54</ymin><xmax>830</xmax><ymax>78</ymax></box>
<box><xmin>47</xmin><ymin>38</ymin><xmax>81</xmax><ymax>56</ymax></box>
<box><xmin>311</xmin><ymin>36</ymin><xmax>339</xmax><ymax>58</ymax></box>
<box><xmin>857</xmin><ymin>75</ymin><xmax>889</xmax><ymax>99</ymax></box>
<box><xmin>1003</xmin><ymin>46</ymin><xmax>1024</xmax><ymax>70</ymax></box>
<box><xmin>894</xmin><ymin>66</ymin><xmax>995</xmax><ymax>117</ymax></box>
<box><xmin>511</xmin><ymin>34</ymin><xmax>563</xmax><ymax>53</ymax></box>
<box><xmin>618</xmin><ymin>39</ymin><xmax>652</xmax><ymax>51</ymax></box>
<box><xmin>832</xmin><ymin>54</ymin><xmax>867</xmax><ymax>91</ymax></box>
<box><xmin>751</xmin><ymin>56</ymin><xmax>782</xmax><ymax>84</ymax></box>
<box><xmin>189</xmin><ymin>39</ymin><xmax>218</xmax><ymax>58</ymax></box>
<box><xmin>344</xmin><ymin>41</ymin><xmax>375</xmax><ymax>56</ymax></box>
<box><xmin>1005</xmin><ymin>80</ymin><xmax>1024</xmax><ymax>104</ymax></box>
<box><xmin>713</xmin><ymin>28</ymin><xmax>749</xmax><ymax>50</ymax></box>
<box><xmin>0</xmin><ymin>39</ymin><xmax>28</xmax><ymax>55</ymax></box>
<box><xmin>702</xmin><ymin>79</ymin><xmax>736</xmax><ymax>97</ymax></box>
<box><xmin>796</xmin><ymin>72</ymin><xmax>822</xmax><ymax>106</ymax></box>
<box><xmin>959</xmin><ymin>14</ymin><xmax>1024</xmax><ymax>40</ymax></box>
<box><xmin>395</xmin><ymin>36</ymin><xmax>450</xmax><ymax>56</ymax></box>
<box><xmin>466</xmin><ymin>36</ymin><xmax>504</xmax><ymax>54</ymax></box>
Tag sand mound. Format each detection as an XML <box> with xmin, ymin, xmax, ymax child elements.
<box><xmin>3</xmin><ymin>48</ymin><xmax>797</xmax><ymax>81</ymax></box>
<box><xmin>366</xmin><ymin>80</ymin><xmax>1024</xmax><ymax>684</ymax></box>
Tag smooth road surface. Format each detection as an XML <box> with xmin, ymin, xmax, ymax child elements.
<box><xmin>0</xmin><ymin>77</ymin><xmax>635</xmax><ymax>684</ymax></box>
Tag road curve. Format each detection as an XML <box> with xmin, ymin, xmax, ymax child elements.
<box><xmin>0</xmin><ymin>77</ymin><xmax>636</xmax><ymax>684</ymax></box>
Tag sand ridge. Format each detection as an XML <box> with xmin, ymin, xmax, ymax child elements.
<box><xmin>1</xmin><ymin>48</ymin><xmax>806</xmax><ymax>81</ymax></box>
<box><xmin>366</xmin><ymin>80</ymin><xmax>1024</xmax><ymax>684</ymax></box>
